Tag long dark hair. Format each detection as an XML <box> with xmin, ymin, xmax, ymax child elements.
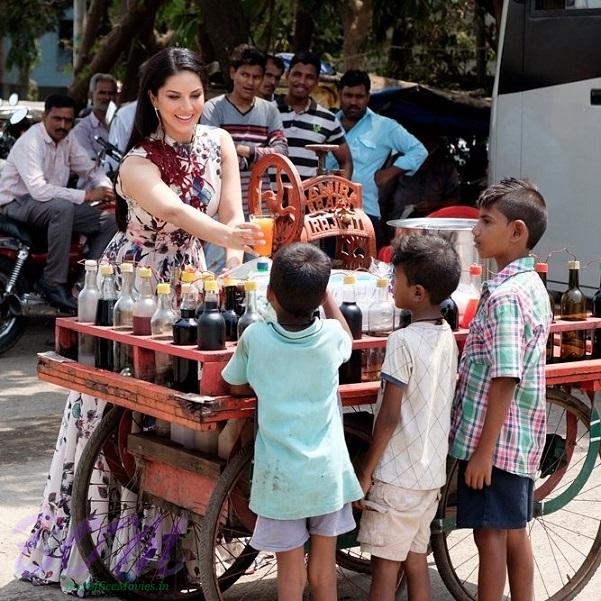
<box><xmin>115</xmin><ymin>47</ymin><xmax>206</xmax><ymax>231</ymax></box>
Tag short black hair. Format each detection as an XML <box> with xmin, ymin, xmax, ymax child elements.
<box><xmin>478</xmin><ymin>177</ymin><xmax>547</xmax><ymax>249</ymax></box>
<box><xmin>269</xmin><ymin>243</ymin><xmax>331</xmax><ymax>317</ymax></box>
<box><xmin>289</xmin><ymin>51</ymin><xmax>321</xmax><ymax>76</ymax></box>
<box><xmin>392</xmin><ymin>234</ymin><xmax>461</xmax><ymax>305</ymax></box>
<box><xmin>266</xmin><ymin>54</ymin><xmax>285</xmax><ymax>73</ymax></box>
<box><xmin>44</xmin><ymin>94</ymin><xmax>76</xmax><ymax>113</ymax></box>
<box><xmin>339</xmin><ymin>70</ymin><xmax>371</xmax><ymax>93</ymax></box>
<box><xmin>229</xmin><ymin>44</ymin><xmax>266</xmax><ymax>72</ymax></box>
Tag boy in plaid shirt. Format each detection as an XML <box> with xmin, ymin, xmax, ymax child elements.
<box><xmin>449</xmin><ymin>178</ymin><xmax>552</xmax><ymax>601</ymax></box>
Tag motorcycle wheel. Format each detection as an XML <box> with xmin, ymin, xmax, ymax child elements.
<box><xmin>0</xmin><ymin>256</ymin><xmax>27</xmax><ymax>355</ymax></box>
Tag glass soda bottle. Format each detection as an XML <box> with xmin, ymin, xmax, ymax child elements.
<box><xmin>77</xmin><ymin>259</ymin><xmax>99</xmax><ymax>366</ymax></box>
<box><xmin>94</xmin><ymin>263</ymin><xmax>117</xmax><ymax>371</ymax></box>
<box><xmin>172</xmin><ymin>283</ymin><xmax>199</xmax><ymax>393</ymax></box>
<box><xmin>535</xmin><ymin>262</ymin><xmax>555</xmax><ymax>363</ymax></box>
<box><xmin>132</xmin><ymin>267</ymin><xmax>156</xmax><ymax>336</ymax></box>
<box><xmin>222</xmin><ymin>277</ymin><xmax>239</xmax><ymax>342</ymax></box>
<box><xmin>440</xmin><ymin>297</ymin><xmax>459</xmax><ymax>331</ymax></box>
<box><xmin>560</xmin><ymin>259</ymin><xmax>587</xmax><ymax>361</ymax></box>
<box><xmin>113</xmin><ymin>262</ymin><xmax>135</xmax><ymax>374</ymax></box>
<box><xmin>339</xmin><ymin>274</ymin><xmax>363</xmax><ymax>384</ymax></box>
<box><xmin>364</xmin><ymin>278</ymin><xmax>394</xmax><ymax>381</ymax></box>
<box><xmin>237</xmin><ymin>280</ymin><xmax>264</xmax><ymax>338</ymax></box>
<box><xmin>151</xmin><ymin>282</ymin><xmax>177</xmax><ymax>386</ymax></box>
<box><xmin>592</xmin><ymin>264</ymin><xmax>601</xmax><ymax>359</ymax></box>
<box><xmin>198</xmin><ymin>279</ymin><xmax>226</xmax><ymax>350</ymax></box>
<box><xmin>460</xmin><ymin>263</ymin><xmax>482</xmax><ymax>329</ymax></box>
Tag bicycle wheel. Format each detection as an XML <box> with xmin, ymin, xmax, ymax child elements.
<box><xmin>72</xmin><ymin>406</ymin><xmax>205</xmax><ymax>600</ymax></box>
<box><xmin>431</xmin><ymin>388</ymin><xmax>601</xmax><ymax>601</ymax></box>
<box><xmin>198</xmin><ymin>417</ymin><xmax>404</xmax><ymax>601</ymax></box>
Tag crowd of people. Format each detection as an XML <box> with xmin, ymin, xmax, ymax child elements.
<box><xmin>3</xmin><ymin>44</ymin><xmax>552</xmax><ymax>601</ymax></box>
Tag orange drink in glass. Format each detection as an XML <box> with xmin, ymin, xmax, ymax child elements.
<box><xmin>250</xmin><ymin>214</ymin><xmax>274</xmax><ymax>257</ymax></box>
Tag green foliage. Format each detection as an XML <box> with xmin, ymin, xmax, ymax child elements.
<box><xmin>0</xmin><ymin>0</ymin><xmax>71</xmax><ymax>82</ymax></box>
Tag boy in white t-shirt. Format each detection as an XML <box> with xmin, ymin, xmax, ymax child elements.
<box><xmin>357</xmin><ymin>234</ymin><xmax>461</xmax><ymax>601</ymax></box>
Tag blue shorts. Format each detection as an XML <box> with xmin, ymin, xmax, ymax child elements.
<box><xmin>250</xmin><ymin>503</ymin><xmax>356</xmax><ymax>552</ymax></box>
<box><xmin>456</xmin><ymin>460</ymin><xmax>534</xmax><ymax>530</ymax></box>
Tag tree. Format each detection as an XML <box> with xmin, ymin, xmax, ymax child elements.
<box><xmin>342</xmin><ymin>0</ymin><xmax>373</xmax><ymax>70</ymax></box>
<box><xmin>0</xmin><ymin>0</ymin><xmax>70</xmax><ymax>94</ymax></box>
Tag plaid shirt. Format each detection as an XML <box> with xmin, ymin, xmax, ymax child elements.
<box><xmin>450</xmin><ymin>257</ymin><xmax>552</xmax><ymax>478</ymax></box>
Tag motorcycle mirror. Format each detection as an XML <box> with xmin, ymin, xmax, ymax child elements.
<box><xmin>8</xmin><ymin>93</ymin><xmax>19</xmax><ymax>106</ymax></box>
<box><xmin>105</xmin><ymin>100</ymin><xmax>117</xmax><ymax>125</ymax></box>
<box><xmin>9</xmin><ymin>108</ymin><xmax>28</xmax><ymax>126</ymax></box>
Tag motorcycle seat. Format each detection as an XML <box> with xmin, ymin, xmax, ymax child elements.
<box><xmin>0</xmin><ymin>213</ymin><xmax>34</xmax><ymax>247</ymax></box>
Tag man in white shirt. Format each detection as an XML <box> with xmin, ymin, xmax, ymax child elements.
<box><xmin>0</xmin><ymin>95</ymin><xmax>116</xmax><ymax>311</ymax></box>
<box><xmin>72</xmin><ymin>73</ymin><xmax>118</xmax><ymax>160</ymax></box>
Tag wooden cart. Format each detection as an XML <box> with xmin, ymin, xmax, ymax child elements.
<box><xmin>37</xmin><ymin>315</ymin><xmax>601</xmax><ymax>601</ymax></box>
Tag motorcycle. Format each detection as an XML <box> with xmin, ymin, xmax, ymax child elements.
<box><xmin>0</xmin><ymin>137</ymin><xmax>121</xmax><ymax>355</ymax></box>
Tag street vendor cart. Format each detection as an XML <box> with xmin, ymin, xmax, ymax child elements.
<box><xmin>36</xmin><ymin>155</ymin><xmax>601</xmax><ymax>601</ymax></box>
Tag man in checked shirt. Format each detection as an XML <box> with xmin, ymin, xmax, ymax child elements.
<box><xmin>449</xmin><ymin>178</ymin><xmax>552</xmax><ymax>601</ymax></box>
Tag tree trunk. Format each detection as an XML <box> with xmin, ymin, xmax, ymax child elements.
<box><xmin>68</xmin><ymin>0</ymin><xmax>168</xmax><ymax>105</ymax></box>
<box><xmin>386</xmin><ymin>25</ymin><xmax>409</xmax><ymax>80</ymax></box>
<box><xmin>74</xmin><ymin>0</ymin><xmax>107</xmax><ymax>77</ymax></box>
<box><xmin>198</xmin><ymin>0</ymin><xmax>250</xmax><ymax>85</ymax></box>
<box><xmin>342</xmin><ymin>0</ymin><xmax>373</xmax><ymax>71</ymax></box>
<box><xmin>293</xmin><ymin>0</ymin><xmax>316</xmax><ymax>52</ymax></box>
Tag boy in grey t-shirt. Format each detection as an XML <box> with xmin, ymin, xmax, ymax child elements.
<box><xmin>357</xmin><ymin>234</ymin><xmax>461</xmax><ymax>601</ymax></box>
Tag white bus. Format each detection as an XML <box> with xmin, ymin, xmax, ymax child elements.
<box><xmin>489</xmin><ymin>0</ymin><xmax>601</xmax><ymax>291</ymax></box>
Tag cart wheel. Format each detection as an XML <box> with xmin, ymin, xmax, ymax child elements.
<box><xmin>72</xmin><ymin>406</ymin><xmax>205</xmax><ymax>600</ymax></box>
<box><xmin>198</xmin><ymin>417</ymin><xmax>405</xmax><ymax>600</ymax></box>
<box><xmin>431</xmin><ymin>388</ymin><xmax>601</xmax><ymax>601</ymax></box>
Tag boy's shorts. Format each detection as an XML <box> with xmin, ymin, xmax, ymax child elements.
<box><xmin>357</xmin><ymin>479</ymin><xmax>440</xmax><ymax>562</ymax></box>
<box><xmin>250</xmin><ymin>503</ymin><xmax>355</xmax><ymax>552</ymax></box>
<box><xmin>456</xmin><ymin>460</ymin><xmax>534</xmax><ymax>529</ymax></box>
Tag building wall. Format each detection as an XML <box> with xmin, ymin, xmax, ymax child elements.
<box><xmin>1</xmin><ymin>10</ymin><xmax>73</xmax><ymax>100</ymax></box>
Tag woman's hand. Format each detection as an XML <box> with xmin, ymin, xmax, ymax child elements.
<box><xmin>225</xmin><ymin>222</ymin><xmax>264</xmax><ymax>253</ymax></box>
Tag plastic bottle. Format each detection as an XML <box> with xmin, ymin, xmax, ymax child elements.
<box><xmin>221</xmin><ymin>277</ymin><xmax>239</xmax><ymax>342</ymax></box>
<box><xmin>252</xmin><ymin>260</ymin><xmax>275</xmax><ymax>321</ymax></box>
<box><xmin>440</xmin><ymin>297</ymin><xmax>459</xmax><ymax>331</ymax></box>
<box><xmin>95</xmin><ymin>263</ymin><xmax>118</xmax><ymax>371</ymax></box>
<box><xmin>181</xmin><ymin>265</ymin><xmax>201</xmax><ymax>307</ymax></box>
<box><xmin>339</xmin><ymin>274</ymin><xmax>363</xmax><ymax>384</ymax></box>
<box><xmin>560</xmin><ymin>259</ymin><xmax>587</xmax><ymax>361</ymax></box>
<box><xmin>77</xmin><ymin>259</ymin><xmax>100</xmax><ymax>366</ymax></box>
<box><xmin>367</xmin><ymin>278</ymin><xmax>395</xmax><ymax>336</ymax></box>
<box><xmin>172</xmin><ymin>283</ymin><xmax>199</xmax><ymax>393</ymax></box>
<box><xmin>197</xmin><ymin>279</ymin><xmax>226</xmax><ymax>350</ymax></box>
<box><xmin>363</xmin><ymin>278</ymin><xmax>394</xmax><ymax>381</ymax></box>
<box><xmin>237</xmin><ymin>280</ymin><xmax>264</xmax><ymax>338</ymax></box>
<box><xmin>459</xmin><ymin>264</ymin><xmax>482</xmax><ymax>329</ymax></box>
<box><xmin>132</xmin><ymin>267</ymin><xmax>156</xmax><ymax>336</ymax></box>
<box><xmin>113</xmin><ymin>262</ymin><xmax>135</xmax><ymax>374</ymax></box>
<box><xmin>592</xmin><ymin>264</ymin><xmax>601</xmax><ymax>359</ymax></box>
<box><xmin>535</xmin><ymin>262</ymin><xmax>555</xmax><ymax>363</ymax></box>
<box><xmin>151</xmin><ymin>282</ymin><xmax>177</xmax><ymax>386</ymax></box>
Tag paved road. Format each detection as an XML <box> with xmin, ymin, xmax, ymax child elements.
<box><xmin>1</xmin><ymin>322</ymin><xmax>600</xmax><ymax>600</ymax></box>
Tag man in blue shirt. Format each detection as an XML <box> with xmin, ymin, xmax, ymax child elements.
<box><xmin>327</xmin><ymin>70</ymin><xmax>427</xmax><ymax>248</ymax></box>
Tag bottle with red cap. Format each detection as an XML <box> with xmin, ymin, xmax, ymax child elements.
<box><xmin>459</xmin><ymin>263</ymin><xmax>482</xmax><ymax>329</ymax></box>
<box><xmin>534</xmin><ymin>263</ymin><xmax>555</xmax><ymax>363</ymax></box>
<box><xmin>535</xmin><ymin>262</ymin><xmax>555</xmax><ymax>363</ymax></box>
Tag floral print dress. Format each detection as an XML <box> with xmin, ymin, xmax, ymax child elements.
<box><xmin>15</xmin><ymin>125</ymin><xmax>223</xmax><ymax>596</ymax></box>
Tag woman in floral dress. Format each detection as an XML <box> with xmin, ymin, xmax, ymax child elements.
<box><xmin>15</xmin><ymin>47</ymin><xmax>262</xmax><ymax>596</ymax></box>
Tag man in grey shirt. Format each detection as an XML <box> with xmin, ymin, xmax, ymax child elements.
<box><xmin>72</xmin><ymin>73</ymin><xmax>118</xmax><ymax>161</ymax></box>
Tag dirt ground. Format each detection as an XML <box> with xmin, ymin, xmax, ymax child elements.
<box><xmin>1</xmin><ymin>321</ymin><xmax>600</xmax><ymax>601</ymax></box>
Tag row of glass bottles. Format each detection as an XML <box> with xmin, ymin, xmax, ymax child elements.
<box><xmin>536</xmin><ymin>259</ymin><xmax>601</xmax><ymax>362</ymax></box>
